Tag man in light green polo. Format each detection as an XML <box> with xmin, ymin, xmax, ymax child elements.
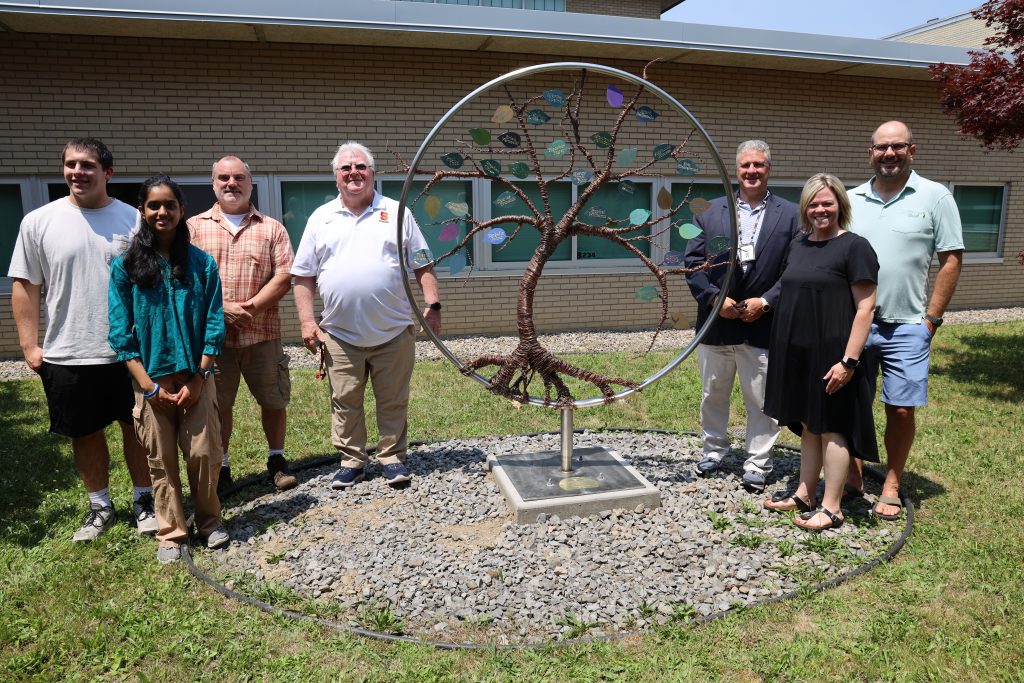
<box><xmin>847</xmin><ymin>120</ymin><xmax>964</xmax><ymax>520</ymax></box>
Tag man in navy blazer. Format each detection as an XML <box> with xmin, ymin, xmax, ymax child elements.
<box><xmin>684</xmin><ymin>140</ymin><xmax>800</xmax><ymax>493</ymax></box>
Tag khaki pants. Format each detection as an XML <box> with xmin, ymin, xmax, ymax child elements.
<box><xmin>324</xmin><ymin>327</ymin><xmax>415</xmax><ymax>468</ymax></box>
<box><xmin>133</xmin><ymin>373</ymin><xmax>223</xmax><ymax>546</ymax></box>
<box><xmin>697</xmin><ymin>343</ymin><xmax>780</xmax><ymax>474</ymax></box>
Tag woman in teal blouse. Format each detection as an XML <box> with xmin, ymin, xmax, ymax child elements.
<box><xmin>109</xmin><ymin>175</ymin><xmax>227</xmax><ymax>565</ymax></box>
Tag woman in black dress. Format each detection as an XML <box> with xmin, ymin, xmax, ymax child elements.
<box><xmin>763</xmin><ymin>174</ymin><xmax>879</xmax><ymax>531</ymax></box>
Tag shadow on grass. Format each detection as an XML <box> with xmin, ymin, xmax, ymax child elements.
<box><xmin>895</xmin><ymin>470</ymin><xmax>946</xmax><ymax>510</ymax></box>
<box><xmin>931</xmin><ymin>330</ymin><xmax>1024</xmax><ymax>403</ymax></box>
<box><xmin>0</xmin><ymin>380</ymin><xmax>80</xmax><ymax>547</ymax></box>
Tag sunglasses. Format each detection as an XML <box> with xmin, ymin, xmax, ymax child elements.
<box><xmin>337</xmin><ymin>163</ymin><xmax>371</xmax><ymax>172</ymax></box>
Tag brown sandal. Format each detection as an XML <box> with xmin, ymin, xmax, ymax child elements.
<box><xmin>795</xmin><ymin>506</ymin><xmax>844</xmax><ymax>531</ymax></box>
<box><xmin>764</xmin><ymin>492</ymin><xmax>813</xmax><ymax>513</ymax></box>
<box><xmin>872</xmin><ymin>495</ymin><xmax>903</xmax><ymax>520</ymax></box>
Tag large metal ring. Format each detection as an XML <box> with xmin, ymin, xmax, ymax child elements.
<box><xmin>398</xmin><ymin>62</ymin><xmax>737</xmax><ymax>409</ymax></box>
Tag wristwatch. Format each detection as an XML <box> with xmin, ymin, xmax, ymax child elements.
<box><xmin>198</xmin><ymin>367</ymin><xmax>212</xmax><ymax>380</ymax></box>
<box><xmin>428</xmin><ymin>302</ymin><xmax>442</xmax><ymax>311</ymax></box>
<box><xmin>924</xmin><ymin>313</ymin><xmax>943</xmax><ymax>328</ymax></box>
<box><xmin>840</xmin><ymin>357</ymin><xmax>860</xmax><ymax>369</ymax></box>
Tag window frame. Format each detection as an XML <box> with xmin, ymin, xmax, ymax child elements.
<box><xmin>949</xmin><ymin>181</ymin><xmax>1008</xmax><ymax>262</ymax></box>
<box><xmin>476</xmin><ymin>175</ymin><xmax>661</xmax><ymax>273</ymax></box>
<box><xmin>41</xmin><ymin>174</ymin><xmax>273</xmax><ymax>218</ymax></box>
<box><xmin>0</xmin><ymin>178</ymin><xmax>33</xmax><ymax>294</ymax></box>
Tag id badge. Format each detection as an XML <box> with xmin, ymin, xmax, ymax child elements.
<box><xmin>738</xmin><ymin>244</ymin><xmax>755</xmax><ymax>263</ymax></box>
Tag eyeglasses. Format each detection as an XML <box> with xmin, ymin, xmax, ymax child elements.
<box><xmin>336</xmin><ymin>163</ymin><xmax>371</xmax><ymax>173</ymax></box>
<box><xmin>870</xmin><ymin>142</ymin><xmax>911</xmax><ymax>153</ymax></box>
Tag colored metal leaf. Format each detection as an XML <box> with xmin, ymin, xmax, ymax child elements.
<box><xmin>440</xmin><ymin>152</ymin><xmax>464</xmax><ymax>169</ymax></box>
<box><xmin>606</xmin><ymin>84</ymin><xmax>623</xmax><ymax>108</ymax></box>
<box><xmin>491</xmin><ymin>105</ymin><xmax>514</xmax><ymax>124</ymax></box>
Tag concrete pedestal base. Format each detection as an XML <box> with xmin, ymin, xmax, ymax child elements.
<box><xmin>487</xmin><ymin>446</ymin><xmax>662</xmax><ymax>523</ymax></box>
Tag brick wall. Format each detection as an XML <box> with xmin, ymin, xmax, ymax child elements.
<box><xmin>894</xmin><ymin>17</ymin><xmax>992</xmax><ymax>48</ymax></box>
<box><xmin>566</xmin><ymin>0</ymin><xmax>662</xmax><ymax>19</ymax></box>
<box><xmin>1</xmin><ymin>34</ymin><xmax>1021</xmax><ymax>358</ymax></box>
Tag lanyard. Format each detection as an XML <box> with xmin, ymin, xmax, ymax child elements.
<box><xmin>737</xmin><ymin>201</ymin><xmax>767</xmax><ymax>247</ymax></box>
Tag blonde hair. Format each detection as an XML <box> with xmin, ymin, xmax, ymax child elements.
<box><xmin>799</xmin><ymin>173</ymin><xmax>851</xmax><ymax>234</ymax></box>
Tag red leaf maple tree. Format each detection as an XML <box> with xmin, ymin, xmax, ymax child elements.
<box><xmin>931</xmin><ymin>0</ymin><xmax>1024</xmax><ymax>151</ymax></box>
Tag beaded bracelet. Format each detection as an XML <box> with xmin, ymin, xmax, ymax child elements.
<box><xmin>142</xmin><ymin>383</ymin><xmax>160</xmax><ymax>399</ymax></box>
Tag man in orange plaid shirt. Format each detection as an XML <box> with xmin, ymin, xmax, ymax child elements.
<box><xmin>189</xmin><ymin>156</ymin><xmax>298</xmax><ymax>494</ymax></box>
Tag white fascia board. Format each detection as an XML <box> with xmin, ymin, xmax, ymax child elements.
<box><xmin>0</xmin><ymin>0</ymin><xmax>973</xmax><ymax>68</ymax></box>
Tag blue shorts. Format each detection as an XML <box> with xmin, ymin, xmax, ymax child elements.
<box><xmin>861</xmin><ymin>321</ymin><xmax>932</xmax><ymax>407</ymax></box>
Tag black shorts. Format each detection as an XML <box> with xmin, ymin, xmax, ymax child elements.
<box><xmin>38</xmin><ymin>361</ymin><xmax>134</xmax><ymax>438</ymax></box>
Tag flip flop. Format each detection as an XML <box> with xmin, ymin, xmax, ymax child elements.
<box><xmin>795</xmin><ymin>506</ymin><xmax>844</xmax><ymax>531</ymax></box>
<box><xmin>764</xmin><ymin>492</ymin><xmax>813</xmax><ymax>513</ymax></box>
<box><xmin>873</xmin><ymin>495</ymin><xmax>903</xmax><ymax>521</ymax></box>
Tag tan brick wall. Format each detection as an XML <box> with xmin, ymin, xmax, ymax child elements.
<box><xmin>566</xmin><ymin>0</ymin><xmax>661</xmax><ymax>19</ymax></box>
<box><xmin>895</xmin><ymin>17</ymin><xmax>993</xmax><ymax>48</ymax></box>
<box><xmin>1</xmin><ymin>34</ymin><xmax>1022</xmax><ymax>358</ymax></box>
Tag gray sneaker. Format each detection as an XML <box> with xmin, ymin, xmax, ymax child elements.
<box><xmin>72</xmin><ymin>503</ymin><xmax>116</xmax><ymax>542</ymax></box>
<box><xmin>695</xmin><ymin>457</ymin><xmax>721</xmax><ymax>476</ymax></box>
<box><xmin>157</xmin><ymin>545</ymin><xmax>181</xmax><ymax>565</ymax></box>
<box><xmin>133</xmin><ymin>493</ymin><xmax>159</xmax><ymax>536</ymax></box>
<box><xmin>204</xmin><ymin>526</ymin><xmax>230</xmax><ymax>549</ymax></box>
<box><xmin>742</xmin><ymin>470</ymin><xmax>767</xmax><ymax>493</ymax></box>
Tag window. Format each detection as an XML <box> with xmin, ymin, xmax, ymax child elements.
<box><xmin>668</xmin><ymin>183</ymin><xmax>725</xmax><ymax>255</ymax></box>
<box><xmin>484</xmin><ymin>179</ymin><xmax>654</xmax><ymax>268</ymax></box>
<box><xmin>279</xmin><ymin>180</ymin><xmax>337</xmax><ymax>247</ymax></box>
<box><xmin>381</xmin><ymin>179</ymin><xmax>474</xmax><ymax>269</ymax></box>
<box><xmin>577</xmin><ymin>181</ymin><xmax>652</xmax><ymax>260</ymax></box>
<box><xmin>952</xmin><ymin>184</ymin><xmax>1006</xmax><ymax>255</ymax></box>
<box><xmin>489</xmin><ymin>181</ymin><xmax>572</xmax><ymax>263</ymax></box>
<box><xmin>666</xmin><ymin>182</ymin><xmax>808</xmax><ymax>256</ymax></box>
<box><xmin>46</xmin><ymin>181</ymin><xmax>262</xmax><ymax>224</ymax></box>
<box><xmin>278</xmin><ymin>178</ymin><xmax>475</xmax><ymax>270</ymax></box>
<box><xmin>0</xmin><ymin>182</ymin><xmax>28</xmax><ymax>276</ymax></box>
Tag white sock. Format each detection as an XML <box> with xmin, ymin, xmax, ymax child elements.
<box><xmin>269</xmin><ymin>449</ymin><xmax>284</xmax><ymax>457</ymax></box>
<box><xmin>221</xmin><ymin>453</ymin><xmax>230</xmax><ymax>468</ymax></box>
<box><xmin>133</xmin><ymin>486</ymin><xmax>152</xmax><ymax>502</ymax></box>
<box><xmin>87</xmin><ymin>488</ymin><xmax>112</xmax><ymax>508</ymax></box>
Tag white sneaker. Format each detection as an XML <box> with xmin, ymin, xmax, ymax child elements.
<box><xmin>133</xmin><ymin>493</ymin><xmax>159</xmax><ymax>536</ymax></box>
<box><xmin>72</xmin><ymin>504</ymin><xmax>116</xmax><ymax>542</ymax></box>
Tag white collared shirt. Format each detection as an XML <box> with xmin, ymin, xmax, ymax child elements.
<box><xmin>291</xmin><ymin>191</ymin><xmax>432</xmax><ymax>346</ymax></box>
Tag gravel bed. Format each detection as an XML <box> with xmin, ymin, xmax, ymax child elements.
<box><xmin>195</xmin><ymin>430</ymin><xmax>901</xmax><ymax>645</ymax></box>
<box><xmin>2</xmin><ymin>307</ymin><xmax>1021</xmax><ymax>379</ymax></box>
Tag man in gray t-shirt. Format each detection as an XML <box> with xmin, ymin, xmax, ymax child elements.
<box><xmin>8</xmin><ymin>138</ymin><xmax>155</xmax><ymax>542</ymax></box>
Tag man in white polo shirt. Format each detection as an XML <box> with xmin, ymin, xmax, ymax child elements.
<box><xmin>292</xmin><ymin>141</ymin><xmax>442</xmax><ymax>489</ymax></box>
<box><xmin>848</xmin><ymin>120</ymin><xmax>964</xmax><ymax>520</ymax></box>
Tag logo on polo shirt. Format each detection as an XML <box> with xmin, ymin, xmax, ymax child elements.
<box><xmin>379</xmin><ymin>211</ymin><xmax>389</xmax><ymax>222</ymax></box>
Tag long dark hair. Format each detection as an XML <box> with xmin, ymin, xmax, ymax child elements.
<box><xmin>124</xmin><ymin>175</ymin><xmax>191</xmax><ymax>288</ymax></box>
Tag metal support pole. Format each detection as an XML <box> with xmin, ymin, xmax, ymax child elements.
<box><xmin>560</xmin><ymin>407</ymin><xmax>574</xmax><ymax>472</ymax></box>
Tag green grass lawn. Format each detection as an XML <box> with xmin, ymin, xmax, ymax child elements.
<box><xmin>1</xmin><ymin>321</ymin><xmax>1022</xmax><ymax>682</ymax></box>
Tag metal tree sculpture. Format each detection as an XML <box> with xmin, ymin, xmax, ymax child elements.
<box><xmin>397</xmin><ymin>62</ymin><xmax>734</xmax><ymax>408</ymax></box>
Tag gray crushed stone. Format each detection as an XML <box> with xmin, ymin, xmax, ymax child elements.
<box><xmin>196</xmin><ymin>430</ymin><xmax>902</xmax><ymax>644</ymax></box>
